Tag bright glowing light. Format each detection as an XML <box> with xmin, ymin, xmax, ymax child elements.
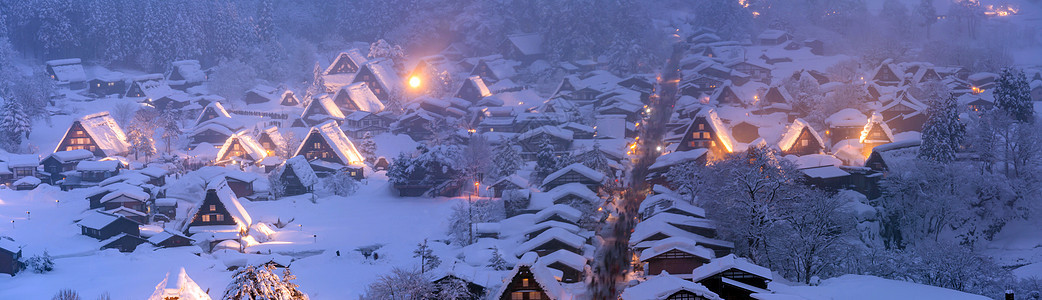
<box><xmin>408</xmin><ymin>76</ymin><xmax>421</xmax><ymax>88</ymax></box>
<box><xmin>971</xmin><ymin>86</ymin><xmax>984</xmax><ymax>95</ymax></box>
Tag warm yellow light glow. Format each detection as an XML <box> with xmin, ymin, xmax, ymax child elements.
<box><xmin>971</xmin><ymin>86</ymin><xmax>984</xmax><ymax>95</ymax></box>
<box><xmin>408</xmin><ymin>76</ymin><xmax>421</xmax><ymax>88</ymax></box>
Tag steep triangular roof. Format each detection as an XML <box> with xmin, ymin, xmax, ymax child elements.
<box><xmin>216</xmin><ymin>131</ymin><xmax>268</xmax><ymax>163</ymax></box>
<box><xmin>324</xmin><ymin>49</ymin><xmax>368</xmax><ymax>75</ymax></box>
<box><xmin>336</xmin><ymin>82</ymin><xmax>385</xmax><ymax>113</ymax></box>
<box><xmin>620</xmin><ymin>273</ymin><xmax>721</xmax><ymax>300</ymax></box>
<box><xmin>56</xmin><ymin>112</ymin><xmax>131</xmax><ymax>156</ymax></box>
<box><xmin>293</xmin><ymin>120</ymin><xmax>364</xmax><ymax>165</ymax></box>
<box><xmin>777</xmin><ymin>118</ymin><xmax>824</xmax><ymax>152</ymax></box>
<box><xmin>301</xmin><ymin>94</ymin><xmax>346</xmax><ymax>122</ymax></box>
<box><xmin>859</xmin><ymin>113</ymin><xmax>895</xmax><ymax>144</ymax></box>
<box><xmin>195</xmin><ymin>102</ymin><xmax>232</xmax><ymax>125</ymax></box>
<box><xmin>148</xmin><ymin>268</ymin><xmax>212</xmax><ymax>300</ymax></box>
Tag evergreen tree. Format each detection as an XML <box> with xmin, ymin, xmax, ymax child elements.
<box><xmin>413</xmin><ymin>238</ymin><xmax>441</xmax><ymax>274</ymax></box>
<box><xmin>490</xmin><ymin>141</ymin><xmax>522</xmax><ymax>180</ymax></box>
<box><xmin>0</xmin><ymin>100</ymin><xmax>31</xmax><ymax>151</ymax></box>
<box><xmin>994</xmin><ymin>68</ymin><xmax>1034</xmax><ymax>123</ymax></box>
<box><xmin>159</xmin><ymin>110</ymin><xmax>182</xmax><ymax>154</ymax></box>
<box><xmin>575</xmin><ymin>142</ymin><xmax>614</xmax><ymax>179</ymax></box>
<box><xmin>223</xmin><ymin>263</ymin><xmax>308</xmax><ymax>300</ymax></box>
<box><xmin>359</xmin><ymin>131</ymin><xmax>378</xmax><ymax>164</ymax></box>
<box><xmin>535</xmin><ymin>137</ymin><xmax>558</xmax><ymax>181</ymax></box>
<box><xmin>916</xmin><ymin>0</ymin><xmax>938</xmax><ymax>39</ymax></box>
<box><xmin>488</xmin><ymin>246</ymin><xmax>509</xmax><ymax>271</ymax></box>
<box><xmin>386</xmin><ymin>152</ymin><xmax>413</xmax><ymax>185</ymax></box>
<box><xmin>918</xmin><ymin>93</ymin><xmax>964</xmax><ymax>163</ymax></box>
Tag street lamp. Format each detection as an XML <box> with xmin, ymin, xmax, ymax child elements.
<box><xmin>409</xmin><ymin>76</ymin><xmax>422</xmax><ymax>89</ymax></box>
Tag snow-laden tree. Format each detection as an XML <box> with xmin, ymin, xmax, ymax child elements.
<box><xmin>447</xmin><ymin>198</ymin><xmax>504</xmax><ymax>246</ymax></box>
<box><xmin>534</xmin><ymin>137</ymin><xmax>558</xmax><ymax>182</ymax></box>
<box><xmin>268</xmin><ymin>169</ymin><xmax>286</xmax><ymax>201</ymax></box>
<box><xmin>413</xmin><ymin>238</ymin><xmax>441</xmax><ymax>274</ymax></box>
<box><xmin>461</xmin><ymin>134</ymin><xmax>492</xmax><ymax>181</ymax></box>
<box><xmin>321</xmin><ymin>171</ymin><xmax>358</xmax><ymax>197</ymax></box>
<box><xmin>222</xmin><ymin>263</ymin><xmax>308</xmax><ymax>300</ymax></box>
<box><xmin>502</xmin><ymin>189</ymin><xmax>530</xmax><ymax>218</ymax></box>
<box><xmin>127</xmin><ymin>108</ymin><xmax>159</xmax><ymax>161</ymax></box>
<box><xmin>691</xmin><ymin>0</ymin><xmax>752</xmax><ymax>41</ymax></box>
<box><xmin>361</xmin><ymin>267</ymin><xmax>432</xmax><ymax>300</ymax></box>
<box><xmin>994</xmin><ymin>68</ymin><xmax>1034</xmax><ymax>123</ymax></box>
<box><xmin>918</xmin><ymin>93</ymin><xmax>964</xmax><ymax>163</ymax></box>
<box><xmin>209</xmin><ymin>59</ymin><xmax>258</xmax><ymax>103</ymax></box>
<box><xmin>770</xmin><ymin>191</ymin><xmax>856</xmax><ymax>283</ymax></box>
<box><xmin>159</xmin><ymin>110</ymin><xmax>182</xmax><ymax>154</ymax></box>
<box><xmin>916</xmin><ymin>0</ymin><xmax>938</xmax><ymax>39</ymax></box>
<box><xmin>670</xmin><ymin>144</ymin><xmax>806</xmax><ymax>264</ymax></box>
<box><xmin>604</xmin><ymin>37</ymin><xmax>658</xmax><ymax>76</ymax></box>
<box><xmin>358</xmin><ymin>131</ymin><xmax>378</xmax><ymax>164</ymax></box>
<box><xmin>368</xmin><ymin>39</ymin><xmax>405</xmax><ymax>71</ymax></box>
<box><xmin>489</xmin><ymin>141</ymin><xmax>522</xmax><ymax>181</ymax></box>
<box><xmin>24</xmin><ymin>250</ymin><xmax>54</xmax><ymax>273</ymax></box>
<box><xmin>433</xmin><ymin>277</ymin><xmax>474</xmax><ymax>300</ymax></box>
<box><xmin>0</xmin><ymin>100</ymin><xmax>31</xmax><ymax>152</ymax></box>
<box><xmin>880</xmin><ymin>0</ymin><xmax>912</xmax><ymax>38</ymax></box>
<box><xmin>488</xmin><ymin>246</ymin><xmax>509</xmax><ymax>271</ymax></box>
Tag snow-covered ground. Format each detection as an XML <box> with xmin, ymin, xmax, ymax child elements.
<box><xmin>0</xmin><ymin>173</ymin><xmax>461</xmax><ymax>298</ymax></box>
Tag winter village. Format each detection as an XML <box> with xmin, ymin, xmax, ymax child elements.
<box><xmin>0</xmin><ymin>0</ymin><xmax>1041</xmax><ymax>299</ymax></box>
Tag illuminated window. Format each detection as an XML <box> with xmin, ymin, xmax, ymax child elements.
<box><xmin>215</xmin><ymin>214</ymin><xmax>224</xmax><ymax>221</ymax></box>
<box><xmin>698</xmin><ymin>124</ymin><xmax>705</xmax><ymax>130</ymax></box>
<box><xmin>801</xmin><ymin>139</ymin><xmax>809</xmax><ymax>147</ymax></box>
<box><xmin>511</xmin><ymin>292</ymin><xmax>525</xmax><ymax>300</ymax></box>
<box><xmin>209</xmin><ymin>205</ymin><xmax>217</xmax><ymax>211</ymax></box>
<box><xmin>522</xmin><ymin>278</ymin><xmax>530</xmax><ymax>287</ymax></box>
<box><xmin>202</xmin><ymin>215</ymin><xmax>210</xmax><ymax>222</ymax></box>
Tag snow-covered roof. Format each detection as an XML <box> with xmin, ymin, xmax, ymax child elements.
<box><xmin>77</xmin><ymin>160</ymin><xmax>121</xmax><ymax>171</ymax></box>
<box><xmin>514</xmin><ymin>226</ymin><xmax>585</xmax><ymax>258</ymax></box>
<box><xmin>758</xmin><ymin>29</ymin><xmax>789</xmax><ymax>40</ymax></box>
<box><xmin>75</xmin><ymin>212</ymin><xmax>123</xmax><ymax>229</ymax></box>
<box><xmin>631</xmin><ymin>221</ymin><xmax>733</xmax><ymax>250</ymax></box>
<box><xmin>641</xmin><ymin>212</ymin><xmax>717</xmax><ymax>233</ymax></box>
<box><xmin>190</xmin><ymin>123</ymin><xmax>236</xmax><ymax>139</ymax></box>
<box><xmin>209</xmin><ymin>184</ymin><xmax>252</xmax><ymax>227</ymax></box>
<box><xmin>324</xmin><ymin>49</ymin><xmax>368</xmax><ymax>75</ymax></box>
<box><xmin>507</xmin><ymin>33</ymin><xmax>545</xmax><ymax>56</ymax></box>
<box><xmin>303</xmin><ymin>94</ymin><xmax>346</xmax><ymax>120</ymax></box>
<box><xmin>691</xmin><ymin>254</ymin><xmax>773</xmax><ymax>282</ymax></box>
<box><xmin>294</xmin><ymin>120</ymin><xmax>364</xmax><ymax>165</ymax></box>
<box><xmin>148</xmin><ymin>268</ymin><xmax>212</xmax><ymax>300</ymax></box>
<box><xmin>799</xmin><ymin>165</ymin><xmax>850</xmax><ymax>179</ymax></box>
<box><xmin>649</xmin><ymin>149</ymin><xmax>709</xmax><ymax>170</ymax></box>
<box><xmin>100</xmin><ymin>189</ymin><xmax>149</xmax><ymax>203</ymax></box>
<box><xmin>546</xmin><ymin>182</ymin><xmax>601</xmax><ymax>204</ymax></box>
<box><xmin>341</xmin><ymin>82</ymin><xmax>385</xmax><ymax>113</ymax></box>
<box><xmin>138</xmin><ymin>166</ymin><xmax>168</xmax><ymax>178</ymax></box>
<box><xmin>639</xmin><ymin>237</ymin><xmax>715</xmax><ymax>262</ymax></box>
<box><xmin>427</xmin><ymin>261</ymin><xmax>504</xmax><ymax>288</ymax></box>
<box><xmin>46</xmin><ymin>58</ymin><xmax>87</xmax><ymax>83</ymax></box>
<box><xmin>463</xmin><ymin>75</ymin><xmax>493</xmax><ymax>98</ymax></box>
<box><xmin>638</xmin><ymin>194</ymin><xmax>707</xmax><ymax>219</ymax></box>
<box><xmin>59</xmin><ymin>112</ymin><xmax>131</xmax><ymax>156</ymax></box>
<box><xmin>6</xmin><ymin>154</ymin><xmax>39</xmax><ymax>168</ymax></box>
<box><xmin>216</xmin><ymin>132</ymin><xmax>267</xmax><ymax>163</ymax></box>
<box><xmin>535</xmin><ymin>204</ymin><xmax>583</xmax><ymax>224</ymax></box>
<box><xmin>494</xmin><ymin>174</ymin><xmax>529</xmax><ymax>189</ymax></box>
<box><xmin>620</xmin><ymin>273</ymin><xmax>722</xmax><ymax>300</ymax></box>
<box><xmin>536</xmin><ymin>249</ymin><xmax>587</xmax><ymax>272</ymax></box>
<box><xmin>246</xmin><ymin>84</ymin><xmax>280</xmax><ymax>103</ymax></box>
<box><xmin>519</xmin><ymin>125</ymin><xmax>574</xmax><ymax>142</ymax></box>
<box><xmin>825</xmin><ymin>109</ymin><xmax>867</xmax><ymax>128</ymax></box>
<box><xmin>777</xmin><ymin>119</ymin><xmax>823</xmax><ymax>152</ymax></box>
<box><xmin>859</xmin><ymin>113</ymin><xmax>894</xmax><ymax>144</ymax></box>
<box><xmin>695</xmin><ymin>108</ymin><xmax>736</xmax><ymax>153</ymax></box>
<box><xmin>103</xmin><ymin>206</ymin><xmax>147</xmax><ymax>217</ymax></box>
<box><xmin>47</xmin><ymin>149</ymin><xmax>94</xmax><ymax>163</ymax></box>
<box><xmin>196</xmin><ymin>102</ymin><xmax>232</xmax><ymax>125</ymax></box>
<box><xmin>13</xmin><ymin>176</ymin><xmax>41</xmax><ymax>186</ymax></box>
<box><xmin>260</xmin><ymin>126</ymin><xmax>285</xmax><ymax>149</ymax></box>
<box><xmin>171</xmin><ymin>60</ymin><xmax>206</xmax><ymax>83</ymax></box>
<box><xmin>518</xmin><ymin>221</ymin><xmax>582</xmax><ymax>239</ymax></box>
<box><xmin>362</xmin><ymin>58</ymin><xmax>402</xmax><ymax>93</ymax></box>
<box><xmin>0</xmin><ymin>237</ymin><xmax>20</xmax><ymax>253</ymax></box>
<box><xmin>284</xmin><ymin>156</ymin><xmax>319</xmax><ymax>187</ymax></box>
<box><xmin>542</xmin><ymin>163</ymin><xmax>605</xmax><ymax>186</ymax></box>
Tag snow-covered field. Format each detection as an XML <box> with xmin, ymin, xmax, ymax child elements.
<box><xmin>0</xmin><ymin>174</ymin><xmax>460</xmax><ymax>298</ymax></box>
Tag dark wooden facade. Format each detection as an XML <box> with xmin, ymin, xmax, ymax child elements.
<box><xmin>280</xmin><ymin>165</ymin><xmax>314</xmax><ymax>196</ymax></box>
<box><xmin>646</xmin><ymin>249</ymin><xmax>710</xmax><ymax>276</ymax></box>
<box><xmin>88</xmin><ymin>78</ymin><xmax>126</xmax><ymax>97</ymax></box>
<box><xmin>675</xmin><ymin>117</ymin><xmax>730</xmax><ymax>159</ymax></box>
<box><xmin>56</xmin><ymin>121</ymin><xmax>106</xmax><ymax>157</ymax></box>
<box><xmin>297</xmin><ymin>132</ymin><xmax>341</xmax><ymax>165</ymax></box>
<box><xmin>188</xmin><ymin>190</ymin><xmax>239</xmax><ymax>228</ymax></box>
<box><xmin>0</xmin><ymin>243</ymin><xmax>21</xmax><ymax>275</ymax></box>
<box><xmin>697</xmin><ymin>269</ymin><xmax>770</xmax><ymax>300</ymax></box>
<box><xmin>782</xmin><ymin>128</ymin><xmax>824</xmax><ymax>156</ymax></box>
<box><xmin>352</xmin><ymin>64</ymin><xmax>392</xmax><ymax>102</ymax></box>
<box><xmin>499</xmin><ymin>266</ymin><xmax>550</xmax><ymax>300</ymax></box>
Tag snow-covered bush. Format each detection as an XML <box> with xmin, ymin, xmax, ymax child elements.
<box><xmin>24</xmin><ymin>251</ymin><xmax>55</xmax><ymax>273</ymax></box>
<box><xmin>360</xmin><ymin>267</ymin><xmax>432</xmax><ymax>300</ymax></box>
<box><xmin>51</xmin><ymin>289</ymin><xmax>80</xmax><ymax>300</ymax></box>
<box><xmin>447</xmin><ymin>198</ymin><xmax>505</xmax><ymax>246</ymax></box>
<box><xmin>321</xmin><ymin>171</ymin><xmax>359</xmax><ymax>197</ymax></box>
